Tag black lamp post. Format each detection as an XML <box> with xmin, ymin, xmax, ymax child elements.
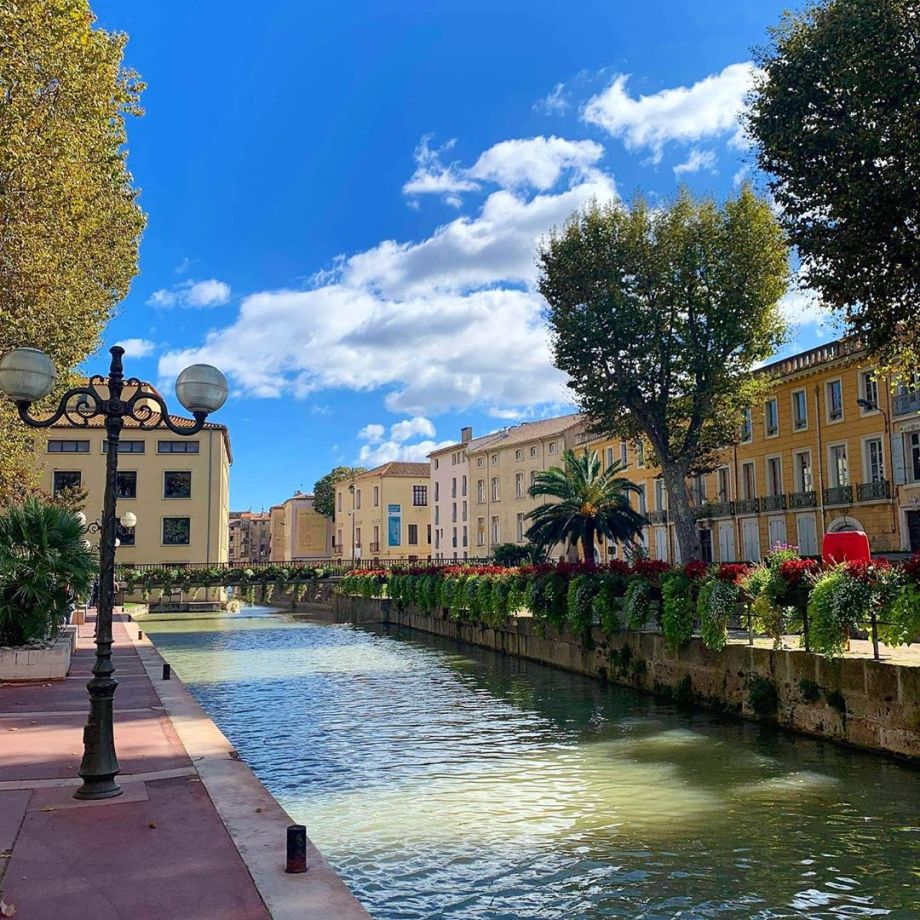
<box><xmin>0</xmin><ymin>345</ymin><xmax>227</xmax><ymax>800</ymax></box>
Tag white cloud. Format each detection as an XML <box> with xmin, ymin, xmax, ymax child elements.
<box><xmin>355</xmin><ymin>416</ymin><xmax>447</xmax><ymax>466</ymax></box>
<box><xmin>116</xmin><ymin>338</ymin><xmax>155</xmax><ymax>358</ymax></box>
<box><xmin>357</xmin><ymin>437</ymin><xmax>455</xmax><ymax>468</ymax></box>
<box><xmin>534</xmin><ymin>82</ymin><xmax>569</xmax><ymax>115</ymax></box>
<box><xmin>673</xmin><ymin>148</ymin><xmax>717</xmax><ymax>176</ymax></box>
<box><xmin>390</xmin><ymin>416</ymin><xmax>436</xmax><ymax>442</ymax></box>
<box><xmin>357</xmin><ymin>423</ymin><xmax>385</xmax><ymax>443</ymax></box>
<box><xmin>403</xmin><ymin>134</ymin><xmax>605</xmax><ymax>205</ymax></box>
<box><xmin>582</xmin><ymin>62</ymin><xmax>758</xmax><ymax>161</ymax></box>
<box><xmin>147</xmin><ymin>278</ymin><xmax>232</xmax><ymax>309</ymax></box>
<box><xmin>158</xmin><ymin>145</ymin><xmax>615</xmax><ymax>415</ymax></box>
<box><xmin>733</xmin><ymin>164</ymin><xmax>752</xmax><ymax>187</ymax></box>
<box><xmin>778</xmin><ymin>284</ymin><xmax>833</xmax><ymax>330</ymax></box>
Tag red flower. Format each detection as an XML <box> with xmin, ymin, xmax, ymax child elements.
<box><xmin>683</xmin><ymin>560</ymin><xmax>709</xmax><ymax>580</ymax></box>
<box><xmin>777</xmin><ymin>558</ymin><xmax>822</xmax><ymax>586</ymax></box>
<box><xmin>606</xmin><ymin>559</ymin><xmax>632</xmax><ymax>577</ymax></box>
<box><xmin>843</xmin><ymin>558</ymin><xmax>890</xmax><ymax>585</ymax></box>
<box><xmin>716</xmin><ymin>563</ymin><xmax>751</xmax><ymax>584</ymax></box>
<box><xmin>900</xmin><ymin>552</ymin><xmax>920</xmax><ymax>581</ymax></box>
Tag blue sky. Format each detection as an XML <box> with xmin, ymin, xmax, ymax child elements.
<box><xmin>91</xmin><ymin>0</ymin><xmax>832</xmax><ymax>511</ymax></box>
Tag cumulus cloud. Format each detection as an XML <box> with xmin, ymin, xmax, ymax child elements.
<box><xmin>357</xmin><ymin>423</ymin><xmax>385</xmax><ymax>443</ymax></box>
<box><xmin>158</xmin><ymin>156</ymin><xmax>615</xmax><ymax>415</ymax></box>
<box><xmin>673</xmin><ymin>148</ymin><xmax>717</xmax><ymax>176</ymax></box>
<box><xmin>355</xmin><ymin>417</ymin><xmax>449</xmax><ymax>465</ymax></box>
<box><xmin>116</xmin><ymin>338</ymin><xmax>155</xmax><ymax>358</ymax></box>
<box><xmin>582</xmin><ymin>62</ymin><xmax>758</xmax><ymax>161</ymax></box>
<box><xmin>358</xmin><ymin>437</ymin><xmax>455</xmax><ymax>467</ymax></box>
<box><xmin>778</xmin><ymin>286</ymin><xmax>834</xmax><ymax>330</ymax></box>
<box><xmin>403</xmin><ymin>134</ymin><xmax>605</xmax><ymax>205</ymax></box>
<box><xmin>147</xmin><ymin>278</ymin><xmax>231</xmax><ymax>309</ymax></box>
<box><xmin>534</xmin><ymin>82</ymin><xmax>569</xmax><ymax>115</ymax></box>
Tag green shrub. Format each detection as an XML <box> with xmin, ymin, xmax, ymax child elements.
<box><xmin>661</xmin><ymin>573</ymin><xmax>695</xmax><ymax>651</ymax></box>
<box><xmin>698</xmin><ymin>579</ymin><xmax>739</xmax><ymax>651</ymax></box>
<box><xmin>807</xmin><ymin>568</ymin><xmax>870</xmax><ymax>658</ymax></box>
<box><xmin>623</xmin><ymin>577</ymin><xmax>653</xmax><ymax>630</ymax></box>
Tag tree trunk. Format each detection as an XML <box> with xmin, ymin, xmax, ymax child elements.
<box><xmin>582</xmin><ymin>519</ymin><xmax>597</xmax><ymax>564</ymax></box>
<box><xmin>565</xmin><ymin>537</ymin><xmax>580</xmax><ymax>563</ymax></box>
<box><xmin>661</xmin><ymin>464</ymin><xmax>701</xmax><ymax>562</ymax></box>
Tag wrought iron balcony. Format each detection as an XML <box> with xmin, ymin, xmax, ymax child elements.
<box><xmin>734</xmin><ymin>498</ymin><xmax>760</xmax><ymax>515</ymax></box>
<box><xmin>788</xmin><ymin>490</ymin><xmax>817</xmax><ymax>509</ymax></box>
<box><xmin>893</xmin><ymin>391</ymin><xmax>920</xmax><ymax>417</ymax></box>
<box><xmin>856</xmin><ymin>480</ymin><xmax>891</xmax><ymax>502</ymax></box>
<box><xmin>647</xmin><ymin>509</ymin><xmax>668</xmax><ymax>525</ymax></box>
<box><xmin>761</xmin><ymin>494</ymin><xmax>787</xmax><ymax>513</ymax></box>
<box><xmin>823</xmin><ymin>485</ymin><xmax>853</xmax><ymax>506</ymax></box>
<box><xmin>697</xmin><ymin>501</ymin><xmax>733</xmax><ymax>518</ymax></box>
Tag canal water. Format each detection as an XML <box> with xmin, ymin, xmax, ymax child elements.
<box><xmin>143</xmin><ymin>610</ymin><xmax>920</xmax><ymax>919</ymax></box>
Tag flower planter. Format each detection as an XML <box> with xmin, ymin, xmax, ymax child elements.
<box><xmin>0</xmin><ymin>626</ymin><xmax>76</xmax><ymax>681</ymax></box>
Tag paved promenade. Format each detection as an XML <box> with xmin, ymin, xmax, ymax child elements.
<box><xmin>0</xmin><ymin>613</ymin><xmax>369</xmax><ymax>920</ymax></box>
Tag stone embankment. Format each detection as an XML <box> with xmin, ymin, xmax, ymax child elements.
<box><xmin>332</xmin><ymin>594</ymin><xmax>920</xmax><ymax>761</ymax></box>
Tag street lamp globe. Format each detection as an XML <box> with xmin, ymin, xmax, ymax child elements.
<box><xmin>175</xmin><ymin>364</ymin><xmax>228</xmax><ymax>415</ymax></box>
<box><xmin>0</xmin><ymin>348</ymin><xmax>57</xmax><ymax>403</ymax></box>
<box><xmin>75</xmin><ymin>511</ymin><xmax>88</xmax><ymax>528</ymax></box>
<box><xmin>119</xmin><ymin>511</ymin><xmax>137</xmax><ymax>528</ymax></box>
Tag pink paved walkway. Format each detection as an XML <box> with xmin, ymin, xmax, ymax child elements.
<box><xmin>0</xmin><ymin>614</ymin><xmax>271</xmax><ymax>920</ymax></box>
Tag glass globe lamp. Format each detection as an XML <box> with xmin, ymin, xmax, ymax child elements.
<box><xmin>175</xmin><ymin>364</ymin><xmax>228</xmax><ymax>415</ymax></box>
<box><xmin>0</xmin><ymin>348</ymin><xmax>57</xmax><ymax>403</ymax></box>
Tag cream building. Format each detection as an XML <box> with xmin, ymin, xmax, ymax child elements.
<box><xmin>465</xmin><ymin>414</ymin><xmax>585</xmax><ymax>556</ymax></box>
<box><xmin>429</xmin><ymin>427</ymin><xmax>504</xmax><ymax>560</ymax></box>
<box><xmin>34</xmin><ymin>398</ymin><xmax>231</xmax><ymax>566</ymax></box>
<box><xmin>334</xmin><ymin>462</ymin><xmax>432</xmax><ymax>562</ymax></box>
<box><xmin>228</xmin><ymin>511</ymin><xmax>271</xmax><ymax>564</ymax></box>
<box><xmin>268</xmin><ymin>492</ymin><xmax>333</xmax><ymax>561</ymax></box>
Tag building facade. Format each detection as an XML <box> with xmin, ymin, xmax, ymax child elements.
<box><xmin>228</xmin><ymin>511</ymin><xmax>271</xmax><ymax>564</ymax></box>
<box><xmin>583</xmin><ymin>339</ymin><xmax>918</xmax><ymax>562</ymax></box>
<box><xmin>333</xmin><ymin>462</ymin><xmax>432</xmax><ymax>562</ymax></box>
<box><xmin>268</xmin><ymin>492</ymin><xmax>333</xmax><ymax>561</ymax></box>
<box><xmin>35</xmin><ymin>405</ymin><xmax>231</xmax><ymax>566</ymax></box>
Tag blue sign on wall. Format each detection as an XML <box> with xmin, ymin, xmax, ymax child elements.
<box><xmin>387</xmin><ymin>504</ymin><xmax>401</xmax><ymax>547</ymax></box>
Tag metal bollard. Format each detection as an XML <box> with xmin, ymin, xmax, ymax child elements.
<box><xmin>162</xmin><ymin>663</ymin><xmax>171</xmax><ymax>680</ymax></box>
<box><xmin>286</xmin><ymin>824</ymin><xmax>308</xmax><ymax>873</ymax></box>
<box><xmin>138</xmin><ymin>630</ymin><xmax>144</xmax><ymax>640</ymax></box>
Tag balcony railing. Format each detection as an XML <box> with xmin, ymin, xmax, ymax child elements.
<box><xmin>856</xmin><ymin>480</ymin><xmax>891</xmax><ymax>502</ymax></box>
<box><xmin>647</xmin><ymin>509</ymin><xmax>668</xmax><ymax>525</ymax></box>
<box><xmin>734</xmin><ymin>498</ymin><xmax>760</xmax><ymax>515</ymax></box>
<box><xmin>823</xmin><ymin>485</ymin><xmax>853</xmax><ymax>506</ymax></box>
<box><xmin>893</xmin><ymin>391</ymin><xmax>920</xmax><ymax>417</ymax></box>
<box><xmin>761</xmin><ymin>494</ymin><xmax>787</xmax><ymax>513</ymax></box>
<box><xmin>706</xmin><ymin>501</ymin><xmax>734</xmax><ymax>518</ymax></box>
<box><xmin>788</xmin><ymin>490</ymin><xmax>817</xmax><ymax>509</ymax></box>
<box><xmin>369</xmin><ymin>542</ymin><xmax>380</xmax><ymax>553</ymax></box>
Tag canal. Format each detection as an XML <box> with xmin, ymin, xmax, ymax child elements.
<box><xmin>143</xmin><ymin>610</ymin><xmax>920</xmax><ymax>919</ymax></box>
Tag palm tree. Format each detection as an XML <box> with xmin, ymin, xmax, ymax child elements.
<box><xmin>525</xmin><ymin>449</ymin><xmax>647</xmax><ymax>561</ymax></box>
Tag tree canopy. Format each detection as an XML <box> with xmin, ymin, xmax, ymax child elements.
<box><xmin>538</xmin><ymin>188</ymin><xmax>789</xmax><ymax>560</ymax></box>
<box><xmin>312</xmin><ymin>466</ymin><xmax>366</xmax><ymax>519</ymax></box>
<box><xmin>0</xmin><ymin>0</ymin><xmax>145</xmax><ymax>503</ymax></box>
<box><xmin>748</xmin><ymin>0</ymin><xmax>920</xmax><ymax>369</ymax></box>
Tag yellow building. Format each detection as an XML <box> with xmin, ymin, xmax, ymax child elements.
<box><xmin>334</xmin><ymin>462</ymin><xmax>432</xmax><ymax>562</ymax></box>
<box><xmin>583</xmin><ymin>339</ymin><xmax>916</xmax><ymax>562</ymax></box>
<box><xmin>268</xmin><ymin>492</ymin><xmax>333</xmax><ymax>561</ymax></box>
<box><xmin>465</xmin><ymin>414</ymin><xmax>585</xmax><ymax>557</ymax></box>
<box><xmin>34</xmin><ymin>398</ymin><xmax>231</xmax><ymax>566</ymax></box>
<box><xmin>228</xmin><ymin>511</ymin><xmax>271</xmax><ymax>564</ymax></box>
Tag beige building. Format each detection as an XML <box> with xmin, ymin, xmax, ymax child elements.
<box><xmin>465</xmin><ymin>414</ymin><xmax>585</xmax><ymax>556</ymax></box>
<box><xmin>268</xmin><ymin>492</ymin><xmax>333</xmax><ymax>561</ymax></box>
<box><xmin>34</xmin><ymin>397</ymin><xmax>231</xmax><ymax>566</ymax></box>
<box><xmin>228</xmin><ymin>511</ymin><xmax>271</xmax><ymax>564</ymax></box>
<box><xmin>334</xmin><ymin>462</ymin><xmax>432</xmax><ymax>562</ymax></box>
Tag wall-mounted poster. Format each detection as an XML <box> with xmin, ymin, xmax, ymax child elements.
<box><xmin>387</xmin><ymin>504</ymin><xmax>401</xmax><ymax>547</ymax></box>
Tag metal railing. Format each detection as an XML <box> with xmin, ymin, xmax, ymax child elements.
<box><xmin>705</xmin><ymin>501</ymin><xmax>734</xmax><ymax>518</ymax></box>
<box><xmin>893</xmin><ymin>390</ymin><xmax>920</xmax><ymax>417</ymax></box>
<box><xmin>761</xmin><ymin>494</ymin><xmax>786</xmax><ymax>512</ymax></box>
<box><xmin>734</xmin><ymin>498</ymin><xmax>759</xmax><ymax>515</ymax></box>
<box><xmin>788</xmin><ymin>490</ymin><xmax>817</xmax><ymax>509</ymax></box>
<box><xmin>647</xmin><ymin>509</ymin><xmax>668</xmax><ymax>525</ymax></box>
<box><xmin>823</xmin><ymin>485</ymin><xmax>853</xmax><ymax>506</ymax></box>
<box><xmin>856</xmin><ymin>479</ymin><xmax>890</xmax><ymax>502</ymax></box>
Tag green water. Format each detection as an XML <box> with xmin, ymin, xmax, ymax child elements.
<box><xmin>143</xmin><ymin>611</ymin><xmax>920</xmax><ymax>919</ymax></box>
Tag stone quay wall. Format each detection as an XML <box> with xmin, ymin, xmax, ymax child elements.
<box><xmin>331</xmin><ymin>594</ymin><xmax>920</xmax><ymax>762</ymax></box>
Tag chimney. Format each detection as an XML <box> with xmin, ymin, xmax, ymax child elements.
<box><xmin>460</xmin><ymin>426</ymin><xmax>472</xmax><ymax>443</ymax></box>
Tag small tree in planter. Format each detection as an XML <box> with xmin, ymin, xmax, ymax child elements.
<box><xmin>0</xmin><ymin>498</ymin><xmax>96</xmax><ymax>646</ymax></box>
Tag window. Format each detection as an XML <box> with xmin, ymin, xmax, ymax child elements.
<box><xmin>864</xmin><ymin>438</ymin><xmax>885</xmax><ymax>483</ymax></box>
<box><xmin>157</xmin><ymin>440</ymin><xmax>199</xmax><ymax>453</ymax></box>
<box><xmin>860</xmin><ymin>371</ymin><xmax>879</xmax><ymax>410</ymax></box>
<box><xmin>516</xmin><ymin>513</ymin><xmax>525</xmax><ymax>542</ymax></box>
<box><xmin>355</xmin><ymin>527</ymin><xmax>362</xmax><ymax>548</ymax></box>
<box><xmin>428</xmin><ymin>524</ymin><xmax>432</xmax><ymax>545</ymax></box>
<box><xmin>462</xmin><ymin>501</ymin><xmax>467</xmax><ymax>521</ymax></box>
<box><xmin>636</xmin><ymin>484</ymin><xmax>647</xmax><ymax>514</ymax></box>
<box><xmin>515</xmin><ymin>472</ymin><xmax>524</xmax><ymax>498</ymax></box>
<box><xmin>716</xmin><ymin>468</ymin><xmax>729</xmax><ymax>503</ymax></box>
<box><xmin>408</xmin><ymin>524</ymin><xmax>418</xmax><ymax>545</ymax></box>
<box><xmin>620</xmin><ymin>440</ymin><xmax>629</xmax><ymax>466</ymax></box>
<box><xmin>373</xmin><ymin>485</ymin><xmax>380</xmax><ymax>507</ymax></box>
<box><xmin>355</xmin><ymin>488</ymin><xmax>362</xmax><ymax>510</ymax></box>
<box><xmin>412</xmin><ymin>485</ymin><xmax>428</xmax><ymax>506</ymax></box>
<box><xmin>102</xmin><ymin>440</ymin><xmax>145</xmax><ymax>453</ymax></box>
<box><xmin>461</xmin><ymin>476</ymin><xmax>467</xmax><ymax>497</ymax></box>
<box><xmin>740</xmin><ymin>409</ymin><xmax>753</xmax><ymax>443</ymax></box>
<box><xmin>373</xmin><ymin>525</ymin><xmax>380</xmax><ymax>547</ymax></box>
<box><xmin>434</xmin><ymin>482</ymin><xmax>439</xmax><ymax>501</ymax></box>
<box><xmin>794</xmin><ymin>451</ymin><xmax>813</xmax><ymax>492</ymax></box>
<box><xmin>766</xmin><ymin>457</ymin><xmax>782</xmax><ymax>496</ymax></box>
<box><xmin>792</xmin><ymin>390</ymin><xmax>808</xmax><ymax>431</ymax></box>
<box><xmin>515</xmin><ymin>449</ymin><xmax>523</xmax><ymax>461</ymax></box>
<box><xmin>337</xmin><ymin>492</ymin><xmax>343</xmax><ymax>513</ymax></box>
<box><xmin>477</xmin><ymin>457</ymin><xmax>484</xmax><ymax>468</ymax></box>
<box><xmin>530</xmin><ymin>446</ymin><xmax>538</xmax><ymax>458</ymax></box>
<box><xmin>530</xmin><ymin>469</ymin><xmax>538</xmax><ymax>486</ymax></box>
<box><xmin>434</xmin><ymin>458</ymin><xmax>439</xmax><ymax>470</ymax></box>
<box><xmin>655</xmin><ymin>478</ymin><xmax>668</xmax><ymax>510</ymax></box>
<box><xmin>162</xmin><ymin>517</ymin><xmax>190</xmax><ymax>545</ymax></box>
<box><xmin>477</xmin><ymin>479</ymin><xmax>485</xmax><ymax>503</ymax></box>
<box><xmin>829</xmin><ymin>444</ymin><xmax>849</xmax><ymax>486</ymax></box>
<box><xmin>636</xmin><ymin>441</ymin><xmax>646</xmax><ymax>467</ymax></box>
<box><xmin>452</xmin><ymin>502</ymin><xmax>457</xmax><ymax>523</ymax></box>
<box><xmin>164</xmin><ymin>471</ymin><xmax>192</xmax><ymax>499</ymax></box>
<box><xmin>491</xmin><ymin>477</ymin><xmax>500</xmax><ymax>501</ymax></box>
<box><xmin>907</xmin><ymin>433</ymin><xmax>920</xmax><ymax>482</ymax></box>
<box><xmin>116</xmin><ymin>470</ymin><xmax>137</xmax><ymax>499</ymax></box>
<box><xmin>491</xmin><ymin>516</ymin><xmax>500</xmax><ymax>543</ymax></box>
<box><xmin>477</xmin><ymin>518</ymin><xmax>485</xmax><ymax>546</ymax></box>
<box><xmin>48</xmin><ymin>439</ymin><xmax>89</xmax><ymax>453</ymax></box>
<box><xmin>491</xmin><ymin>453</ymin><xmax>499</xmax><ymax>465</ymax></box>
<box><xmin>115</xmin><ymin>521</ymin><xmax>135</xmax><ymax>547</ymax></box>
<box><xmin>434</xmin><ymin>506</ymin><xmax>440</xmax><ymax>525</ymax></box>
<box><xmin>462</xmin><ymin>525</ymin><xmax>467</xmax><ymax>547</ymax></box>
<box><xmin>765</xmin><ymin>398</ymin><xmax>779</xmax><ymax>437</ymax></box>
<box><xmin>451</xmin><ymin>478</ymin><xmax>457</xmax><ymax>498</ymax></box>
<box><xmin>827</xmin><ymin>380</ymin><xmax>843</xmax><ymax>421</ymax></box>
<box><xmin>452</xmin><ymin>527</ymin><xmax>457</xmax><ymax>548</ymax></box>
<box><xmin>52</xmin><ymin>470</ymin><xmax>81</xmax><ymax>494</ymax></box>
<box><xmin>692</xmin><ymin>475</ymin><xmax>706</xmax><ymax>504</ymax></box>
<box><xmin>742</xmin><ymin>461</ymin><xmax>756</xmax><ymax>500</ymax></box>
<box><xmin>605</xmin><ymin>447</ymin><xmax>614</xmax><ymax>468</ymax></box>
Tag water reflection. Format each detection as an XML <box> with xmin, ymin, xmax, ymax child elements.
<box><xmin>144</xmin><ymin>614</ymin><xmax>920</xmax><ymax>919</ymax></box>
